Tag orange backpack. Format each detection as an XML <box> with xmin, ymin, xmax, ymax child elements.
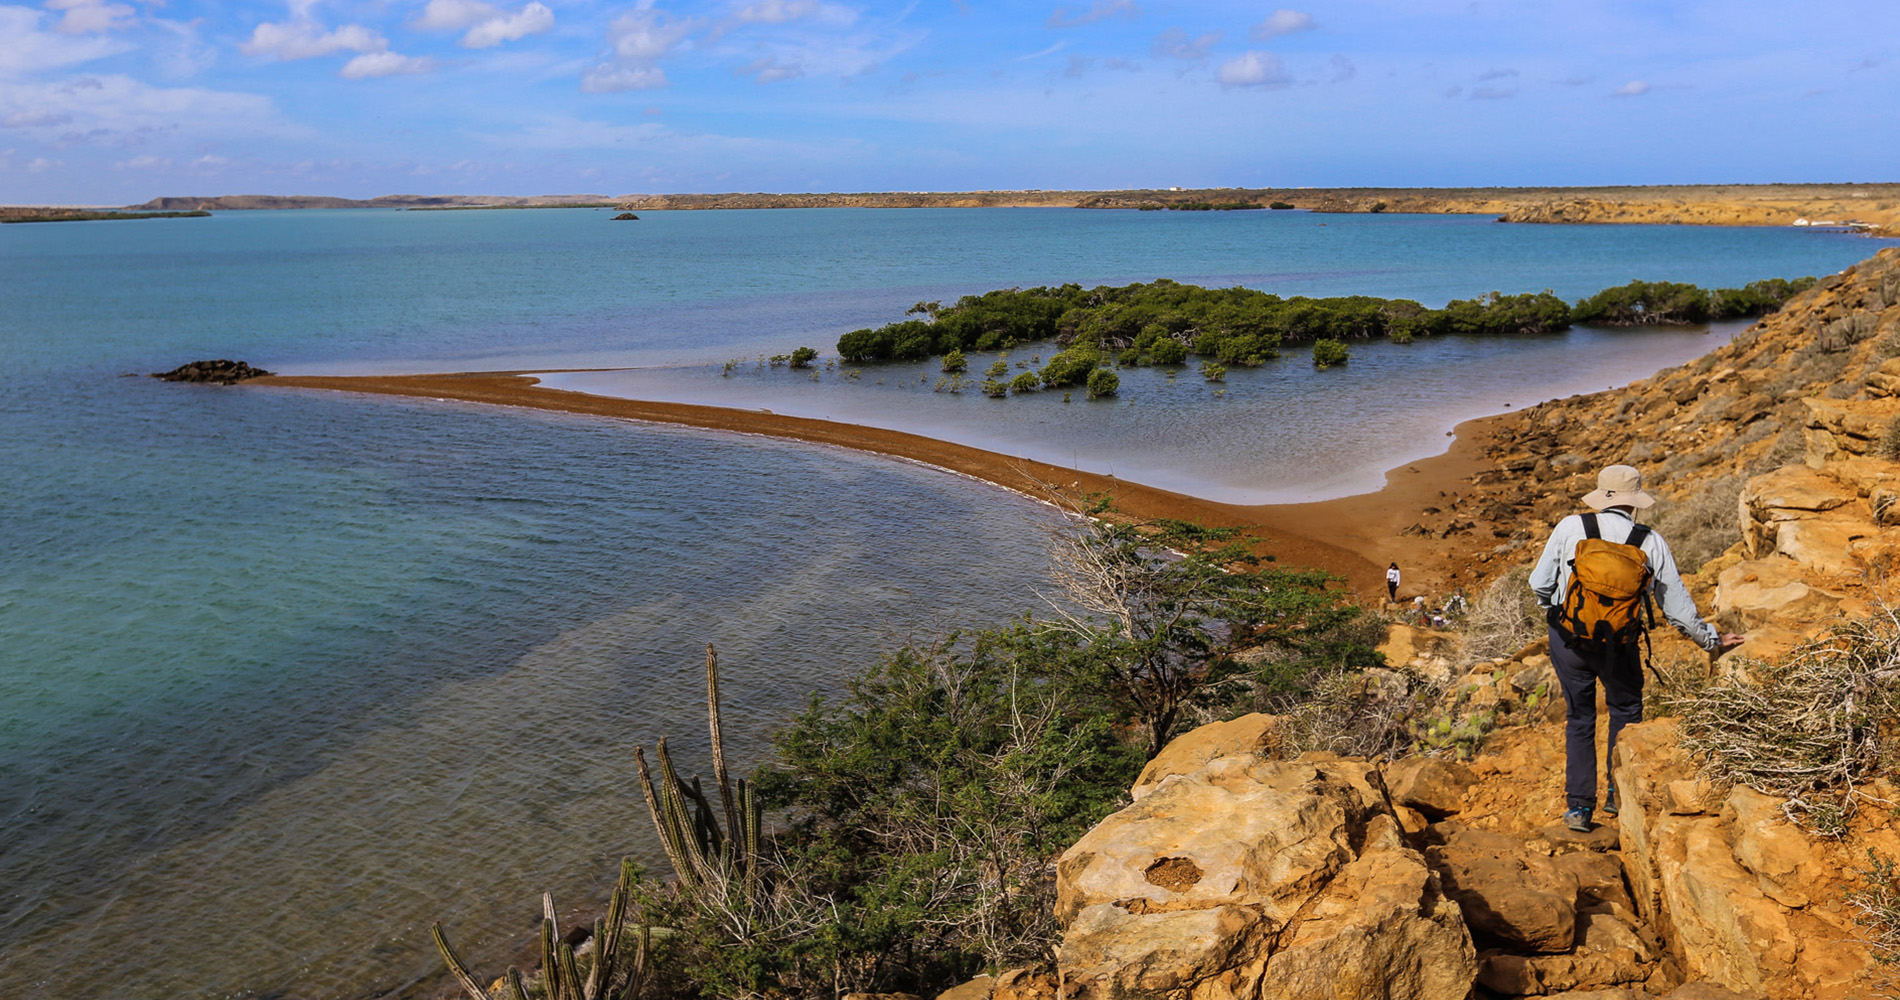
<box><xmin>1554</xmin><ymin>513</ymin><xmax>1653</xmax><ymax>651</ymax></box>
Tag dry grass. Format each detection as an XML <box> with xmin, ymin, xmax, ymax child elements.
<box><xmin>1849</xmin><ymin>849</ymin><xmax>1900</xmax><ymax>998</ymax></box>
<box><xmin>1649</xmin><ymin>474</ymin><xmax>1747</xmax><ymax>572</ymax></box>
<box><xmin>1671</xmin><ymin>607</ymin><xmax>1900</xmax><ymax>834</ymax></box>
<box><xmin>1456</xmin><ymin>565</ymin><xmax>1542</xmax><ymax>665</ymax></box>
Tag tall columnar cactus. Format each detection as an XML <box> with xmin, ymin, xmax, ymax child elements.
<box><xmin>634</xmin><ymin>644</ymin><xmax>765</xmax><ymax>902</ymax></box>
<box><xmin>433</xmin><ymin>856</ymin><xmax>649</xmax><ymax>1000</ymax></box>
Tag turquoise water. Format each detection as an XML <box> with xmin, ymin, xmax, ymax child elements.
<box><xmin>0</xmin><ymin>207</ymin><xmax>1890</xmax><ymax>999</ymax></box>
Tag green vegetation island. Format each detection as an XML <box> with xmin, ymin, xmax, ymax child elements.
<box><xmin>813</xmin><ymin>276</ymin><xmax>1816</xmax><ymax>397</ymax></box>
<box><xmin>0</xmin><ymin>207</ymin><xmax>210</xmax><ymax>224</ymax></box>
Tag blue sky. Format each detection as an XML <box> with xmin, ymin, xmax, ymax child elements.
<box><xmin>1</xmin><ymin>0</ymin><xmax>1895</xmax><ymax>203</ymax></box>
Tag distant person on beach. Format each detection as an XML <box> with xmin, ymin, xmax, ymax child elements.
<box><xmin>1530</xmin><ymin>465</ymin><xmax>1745</xmax><ymax>833</ymax></box>
<box><xmin>1386</xmin><ymin>562</ymin><xmax>1400</xmax><ymax>602</ymax></box>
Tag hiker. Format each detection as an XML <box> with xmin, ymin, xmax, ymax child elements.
<box><xmin>1443</xmin><ymin>588</ymin><xmax>1469</xmax><ymax>618</ymax></box>
<box><xmin>1529</xmin><ymin>465</ymin><xmax>1744</xmax><ymax>833</ymax></box>
<box><xmin>1386</xmin><ymin>562</ymin><xmax>1401</xmax><ymax>602</ymax></box>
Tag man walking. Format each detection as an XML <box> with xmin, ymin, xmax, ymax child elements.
<box><xmin>1529</xmin><ymin>465</ymin><xmax>1744</xmax><ymax>832</ymax></box>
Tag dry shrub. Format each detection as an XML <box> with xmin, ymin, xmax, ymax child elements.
<box><xmin>1849</xmin><ymin>849</ymin><xmax>1900</xmax><ymax>998</ymax></box>
<box><xmin>1671</xmin><ymin>607</ymin><xmax>1900</xmax><ymax>834</ymax></box>
<box><xmin>1648</xmin><ymin>473</ymin><xmax>1746</xmax><ymax>571</ymax></box>
<box><xmin>1269</xmin><ymin>668</ymin><xmax>1433</xmax><ymax>761</ymax></box>
<box><xmin>1456</xmin><ymin>565</ymin><xmax>1542</xmax><ymax>665</ymax></box>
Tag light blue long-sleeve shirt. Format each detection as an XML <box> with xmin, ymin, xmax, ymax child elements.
<box><xmin>1528</xmin><ymin>508</ymin><xmax>1721</xmax><ymax>652</ymax></box>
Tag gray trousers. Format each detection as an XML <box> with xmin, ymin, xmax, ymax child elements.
<box><xmin>1549</xmin><ymin>625</ymin><xmax>1644</xmax><ymax>810</ymax></box>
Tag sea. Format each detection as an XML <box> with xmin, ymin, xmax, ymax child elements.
<box><xmin>0</xmin><ymin>206</ymin><xmax>1890</xmax><ymax>999</ymax></box>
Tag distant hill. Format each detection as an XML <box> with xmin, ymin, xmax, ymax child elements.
<box><xmin>121</xmin><ymin>184</ymin><xmax>1900</xmax><ymax>235</ymax></box>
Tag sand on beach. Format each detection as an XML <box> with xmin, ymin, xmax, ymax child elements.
<box><xmin>255</xmin><ymin>371</ymin><xmax>1500</xmax><ymax>600</ymax></box>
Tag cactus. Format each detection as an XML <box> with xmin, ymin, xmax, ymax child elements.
<box><xmin>634</xmin><ymin>645</ymin><xmax>765</xmax><ymax>897</ymax></box>
<box><xmin>433</xmin><ymin>857</ymin><xmax>650</xmax><ymax>1000</ymax></box>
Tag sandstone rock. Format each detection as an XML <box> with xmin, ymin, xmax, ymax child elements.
<box><xmin>1056</xmin><ymin>756</ymin><xmax>1474</xmax><ymax>1000</ymax></box>
<box><xmin>1477</xmin><ymin>909</ymin><xmax>1657</xmax><ymax>994</ymax></box>
<box><xmin>1657</xmin><ymin>817</ymin><xmax>1798</xmax><ymax>995</ymax></box>
<box><xmin>1553</xmin><ymin>850</ymin><xmax>1639</xmax><ymax>919</ymax></box>
<box><xmin>1525</xmin><ymin>823</ymin><xmax>1621</xmax><ymax>855</ymax></box>
<box><xmin>1512</xmin><ymin>654</ymin><xmax>1557</xmax><ymax>697</ymax></box>
<box><xmin>990</xmin><ymin>969</ymin><xmax>1055</xmax><ymax>1000</ymax></box>
<box><xmin>1256</xmin><ymin>842</ymin><xmax>1476</xmax><ymax>1000</ymax></box>
<box><xmin>1737</xmin><ymin>465</ymin><xmax>1854</xmax><ymax>559</ymax></box>
<box><xmin>1713</xmin><ymin>558</ymin><xmax>1841</xmax><ymax>626</ymax></box>
<box><xmin>1385</xmin><ymin>757</ymin><xmax>1477</xmax><ymax>820</ymax></box>
<box><xmin>1664</xmin><ymin>779</ymin><xmax>1708</xmax><ymax>815</ymax></box>
<box><xmin>1721</xmin><ymin>786</ymin><xmax>1815</xmax><ymax>909</ymax></box>
<box><xmin>1772</xmin><ymin>515</ymin><xmax>1870</xmax><ymax>575</ymax></box>
<box><xmin>1425</xmin><ymin>826</ymin><xmax>1579</xmax><ymax>952</ymax></box>
<box><xmin>1804</xmin><ymin>397</ymin><xmax>1900</xmax><ymax>464</ymax></box>
<box><xmin>1848</xmin><ymin>527</ymin><xmax>1900</xmax><ymax>578</ymax></box>
<box><xmin>1663</xmin><ymin>984</ymin><xmax>1759</xmax><ymax>1000</ymax></box>
<box><xmin>933</xmin><ymin>976</ymin><xmax>992</xmax><ymax>1000</ymax></box>
<box><xmin>1131</xmin><ymin>714</ymin><xmax>1278</xmax><ymax>799</ymax></box>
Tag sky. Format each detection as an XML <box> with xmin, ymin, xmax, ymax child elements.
<box><xmin>0</xmin><ymin>0</ymin><xmax>1895</xmax><ymax>204</ymax></box>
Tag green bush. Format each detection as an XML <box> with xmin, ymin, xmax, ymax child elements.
<box><xmin>1010</xmin><ymin>371</ymin><xmax>1041</xmax><ymax>394</ymax></box>
<box><xmin>1149</xmin><ymin>337</ymin><xmax>1188</xmax><ymax>365</ymax></box>
<box><xmin>981</xmin><ymin>378</ymin><xmax>1008</xmax><ymax>397</ymax></box>
<box><xmin>1269</xmin><ymin>201</ymin><xmax>1295</xmax><ymax>210</ymax></box>
<box><xmin>941</xmin><ymin>349</ymin><xmax>967</xmax><ymax>373</ymax></box>
<box><xmin>1040</xmin><ymin>346</ymin><xmax>1102</xmax><ymax>388</ymax></box>
<box><xmin>1312</xmin><ymin>339</ymin><xmax>1350</xmax><ymax>368</ymax></box>
<box><xmin>789</xmin><ymin>346</ymin><xmax>819</xmax><ymax>368</ymax></box>
<box><xmin>1086</xmin><ymin>368</ymin><xmax>1119</xmax><ymax>397</ymax></box>
<box><xmin>1200</xmin><ymin>361</ymin><xmax>1227</xmax><ymax>382</ymax></box>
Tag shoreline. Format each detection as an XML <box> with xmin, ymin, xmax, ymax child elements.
<box><xmin>253</xmin><ymin>371</ymin><xmax>1502</xmax><ymax>598</ymax></box>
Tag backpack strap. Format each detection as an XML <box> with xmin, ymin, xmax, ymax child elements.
<box><xmin>1626</xmin><ymin>523</ymin><xmax>1652</xmax><ymax>549</ymax></box>
<box><xmin>1581</xmin><ymin>512</ymin><xmax>1601</xmax><ymax>539</ymax></box>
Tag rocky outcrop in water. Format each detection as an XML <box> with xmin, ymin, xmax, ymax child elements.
<box><xmin>151</xmin><ymin>359</ymin><xmax>273</xmax><ymax>384</ymax></box>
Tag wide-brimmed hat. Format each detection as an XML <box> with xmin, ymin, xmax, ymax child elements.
<box><xmin>1583</xmin><ymin>464</ymin><xmax>1656</xmax><ymax>510</ymax></box>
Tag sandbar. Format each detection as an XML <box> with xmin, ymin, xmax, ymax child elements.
<box><xmin>255</xmin><ymin>371</ymin><xmax>1500</xmax><ymax>599</ymax></box>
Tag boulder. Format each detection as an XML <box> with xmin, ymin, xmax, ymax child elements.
<box><xmin>150</xmin><ymin>359</ymin><xmax>273</xmax><ymax>384</ymax></box>
<box><xmin>1131</xmin><ymin>714</ymin><xmax>1278</xmax><ymax>799</ymax></box>
<box><xmin>1737</xmin><ymin>465</ymin><xmax>1854</xmax><ymax>560</ymax></box>
<box><xmin>1771</xmin><ymin>515</ymin><xmax>1870</xmax><ymax>576</ymax></box>
<box><xmin>1713</xmin><ymin>558</ymin><xmax>1841</xmax><ymax>626</ymax></box>
<box><xmin>933</xmin><ymin>976</ymin><xmax>992</xmax><ymax>1000</ymax></box>
<box><xmin>1477</xmin><ymin>911</ymin><xmax>1657</xmax><ymax>994</ymax></box>
<box><xmin>1056</xmin><ymin>756</ymin><xmax>1475</xmax><ymax>1000</ymax></box>
<box><xmin>1385</xmin><ymin>757</ymin><xmax>1477</xmax><ymax>820</ymax></box>
<box><xmin>1721</xmin><ymin>786</ymin><xmax>1817</xmax><ymax>909</ymax></box>
<box><xmin>1803</xmin><ymin>397</ymin><xmax>1900</xmax><ymax>465</ymax></box>
<box><xmin>989</xmin><ymin>969</ymin><xmax>1055</xmax><ymax>1000</ymax></box>
<box><xmin>1424</xmin><ymin>826</ymin><xmax>1579</xmax><ymax>952</ymax></box>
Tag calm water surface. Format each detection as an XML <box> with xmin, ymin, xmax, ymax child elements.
<box><xmin>0</xmin><ymin>207</ymin><xmax>1891</xmax><ymax>998</ymax></box>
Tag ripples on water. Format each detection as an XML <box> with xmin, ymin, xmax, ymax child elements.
<box><xmin>0</xmin><ymin>383</ymin><xmax>1062</xmax><ymax>998</ymax></box>
<box><xmin>0</xmin><ymin>208</ymin><xmax>1891</xmax><ymax>998</ymax></box>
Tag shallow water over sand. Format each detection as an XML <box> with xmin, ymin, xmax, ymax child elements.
<box><xmin>0</xmin><ymin>207</ymin><xmax>1891</xmax><ymax>998</ymax></box>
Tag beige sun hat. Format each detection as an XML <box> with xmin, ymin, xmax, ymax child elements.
<box><xmin>1583</xmin><ymin>464</ymin><xmax>1656</xmax><ymax>510</ymax></box>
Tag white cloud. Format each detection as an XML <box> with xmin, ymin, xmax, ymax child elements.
<box><xmin>1151</xmin><ymin>26</ymin><xmax>1220</xmax><ymax>61</ymax></box>
<box><xmin>580</xmin><ymin>63</ymin><xmax>668</xmax><ymax>91</ymax></box>
<box><xmin>0</xmin><ymin>7</ymin><xmax>129</xmax><ymax>77</ymax></box>
<box><xmin>607</xmin><ymin>8</ymin><xmax>695</xmax><ymax>62</ymax></box>
<box><xmin>414</xmin><ymin>0</ymin><xmax>494</xmax><ymax>30</ymax></box>
<box><xmin>462</xmin><ymin>2</ymin><xmax>552</xmax><ymax>47</ymax></box>
<box><xmin>1046</xmin><ymin>0</ymin><xmax>1138</xmax><ymax>29</ymax></box>
<box><xmin>241</xmin><ymin>20</ymin><xmax>386</xmax><ymax>60</ymax></box>
<box><xmin>733</xmin><ymin>0</ymin><xmax>817</xmax><ymax>24</ymax></box>
<box><xmin>1249</xmin><ymin>9</ymin><xmax>1312</xmax><ymax>41</ymax></box>
<box><xmin>1216</xmin><ymin>50</ymin><xmax>1288</xmax><ymax>88</ymax></box>
<box><xmin>340</xmin><ymin>50</ymin><xmax>434</xmax><ymax>78</ymax></box>
<box><xmin>734</xmin><ymin>54</ymin><xmax>801</xmax><ymax>82</ymax></box>
<box><xmin>583</xmin><ymin>7</ymin><xmax>696</xmax><ymax>93</ymax></box>
<box><xmin>46</xmin><ymin>0</ymin><xmax>137</xmax><ymax>34</ymax></box>
<box><xmin>115</xmin><ymin>153</ymin><xmax>170</xmax><ymax>168</ymax></box>
<box><xmin>27</xmin><ymin>155</ymin><xmax>61</xmax><ymax>171</ymax></box>
<box><xmin>3</xmin><ymin>109</ymin><xmax>73</xmax><ymax>127</ymax></box>
<box><xmin>0</xmin><ymin>73</ymin><xmax>289</xmax><ymax>143</ymax></box>
<box><xmin>1613</xmin><ymin>79</ymin><xmax>1649</xmax><ymax>96</ymax></box>
<box><xmin>414</xmin><ymin>0</ymin><xmax>554</xmax><ymax>48</ymax></box>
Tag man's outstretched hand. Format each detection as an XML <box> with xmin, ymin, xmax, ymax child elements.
<box><xmin>1715</xmin><ymin>632</ymin><xmax>1747</xmax><ymax>656</ymax></box>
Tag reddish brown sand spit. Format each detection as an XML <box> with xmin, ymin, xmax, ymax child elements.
<box><xmin>255</xmin><ymin>372</ymin><xmax>1501</xmax><ymax>599</ymax></box>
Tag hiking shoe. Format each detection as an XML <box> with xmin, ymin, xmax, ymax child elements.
<box><xmin>1563</xmin><ymin>807</ymin><xmax>1593</xmax><ymax>833</ymax></box>
<box><xmin>1602</xmin><ymin>788</ymin><xmax>1619</xmax><ymax>818</ymax></box>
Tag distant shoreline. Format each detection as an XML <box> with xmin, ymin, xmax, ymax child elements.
<box><xmin>111</xmin><ymin>183</ymin><xmax>1900</xmax><ymax>235</ymax></box>
<box><xmin>252</xmin><ymin>370</ymin><xmax>1503</xmax><ymax>600</ymax></box>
